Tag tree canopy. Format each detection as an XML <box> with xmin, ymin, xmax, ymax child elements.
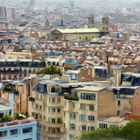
<box><xmin>36</xmin><ymin>66</ymin><xmax>62</xmax><ymax>76</ymax></box>
<box><xmin>79</xmin><ymin>121</ymin><xmax>140</xmax><ymax>140</ymax></box>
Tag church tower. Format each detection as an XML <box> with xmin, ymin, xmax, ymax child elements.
<box><xmin>88</xmin><ymin>15</ymin><xmax>94</xmax><ymax>28</ymax></box>
<box><xmin>102</xmin><ymin>16</ymin><xmax>109</xmax><ymax>32</ymax></box>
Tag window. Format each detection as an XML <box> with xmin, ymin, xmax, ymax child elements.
<box><xmin>40</xmin><ymin>95</ymin><xmax>43</xmax><ymax>100</ymax></box>
<box><xmin>57</xmin><ymin>108</ymin><xmax>61</xmax><ymax>112</ymax></box>
<box><xmin>71</xmin><ymin>74</ymin><xmax>76</xmax><ymax>80</ymax></box>
<box><xmin>89</xmin><ymin>105</ymin><xmax>94</xmax><ymax>111</ymax></box>
<box><xmin>99</xmin><ymin>123</ymin><xmax>107</xmax><ymax>129</ymax></box>
<box><xmin>80</xmin><ymin>104</ymin><xmax>86</xmax><ymax>110</ymax></box>
<box><xmin>39</xmin><ymin>114</ymin><xmax>42</xmax><ymax>119</ymax></box>
<box><xmin>70</xmin><ymin>124</ymin><xmax>75</xmax><ymax>130</ymax></box>
<box><xmin>88</xmin><ymin>116</ymin><xmax>95</xmax><ymax>121</ymax></box>
<box><xmin>56</xmin><ymin>128</ymin><xmax>60</xmax><ymax>133</ymax></box>
<box><xmin>70</xmin><ymin>134</ymin><xmax>75</xmax><ymax>139</ymax></box>
<box><xmin>117</xmin><ymin>110</ymin><xmax>120</xmax><ymax>116</ymax></box>
<box><xmin>43</xmin><ymin>125</ymin><xmax>46</xmax><ymax>129</ymax></box>
<box><xmin>35</xmin><ymin>104</ymin><xmax>38</xmax><ymax>109</ymax></box>
<box><xmin>57</xmin><ymin>118</ymin><xmax>62</xmax><ymax>123</ymax></box>
<box><xmin>0</xmin><ymin>113</ymin><xmax>4</xmax><ymax>118</ymax></box>
<box><xmin>57</xmin><ymin>98</ymin><xmax>61</xmax><ymax>103</ymax></box>
<box><xmin>52</xmin><ymin>98</ymin><xmax>56</xmax><ymax>103</ymax></box>
<box><xmin>88</xmin><ymin>126</ymin><xmax>95</xmax><ymax>131</ymax></box>
<box><xmin>118</xmin><ymin>100</ymin><xmax>121</xmax><ymax>106</ymax></box>
<box><xmin>43</xmin><ymin>116</ymin><xmax>46</xmax><ymax>120</ymax></box>
<box><xmin>22</xmin><ymin>127</ymin><xmax>32</xmax><ymax>134</ymax></box>
<box><xmin>52</xmin><ymin>118</ymin><xmax>56</xmax><ymax>123</ymax></box>
<box><xmin>0</xmin><ymin>131</ymin><xmax>7</xmax><ymax>137</ymax></box>
<box><xmin>81</xmin><ymin>125</ymin><xmax>86</xmax><ymax>131</ymax></box>
<box><xmin>35</xmin><ymin>114</ymin><xmax>38</xmax><ymax>119</ymax></box>
<box><xmin>81</xmin><ymin>93</ymin><xmax>96</xmax><ymax>100</ymax></box>
<box><xmin>80</xmin><ymin>114</ymin><xmax>86</xmax><ymax>121</ymax></box>
<box><xmin>40</xmin><ymin>105</ymin><xmax>42</xmax><ymax>110</ymax></box>
<box><xmin>32</xmin><ymin>112</ymin><xmax>34</xmax><ymax>117</ymax></box>
<box><xmin>10</xmin><ymin>129</ymin><xmax>18</xmax><ymax>135</ymax></box>
<box><xmin>70</xmin><ymin>113</ymin><xmax>76</xmax><ymax>120</ymax></box>
<box><xmin>52</xmin><ymin>108</ymin><xmax>56</xmax><ymax>113</ymax></box>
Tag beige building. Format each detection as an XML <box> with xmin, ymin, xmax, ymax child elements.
<box><xmin>28</xmin><ymin>82</ymin><xmax>65</xmax><ymax>140</ymax></box>
<box><xmin>27</xmin><ymin>78</ymin><xmax>140</xmax><ymax>140</ymax></box>
<box><xmin>51</xmin><ymin>16</ymin><xmax>110</xmax><ymax>41</ymax></box>
<box><xmin>98</xmin><ymin>116</ymin><xmax>129</xmax><ymax>129</ymax></box>
<box><xmin>64</xmin><ymin>86</ymin><xmax>116</xmax><ymax>140</ymax></box>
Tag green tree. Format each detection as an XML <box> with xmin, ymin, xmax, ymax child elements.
<box><xmin>36</xmin><ymin>66</ymin><xmax>62</xmax><ymax>76</ymax></box>
<box><xmin>79</xmin><ymin>121</ymin><xmax>140</xmax><ymax>140</ymax></box>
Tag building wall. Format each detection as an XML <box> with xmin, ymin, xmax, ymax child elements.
<box><xmin>97</xmin><ymin>90</ymin><xmax>116</xmax><ymax>119</ymax></box>
<box><xmin>78</xmin><ymin>68</ymin><xmax>93</xmax><ymax>82</ymax></box>
<box><xmin>0</xmin><ymin>120</ymin><xmax>37</xmax><ymax>140</ymax></box>
<box><xmin>52</xmin><ymin>32</ymin><xmax>100</xmax><ymax>41</ymax></box>
<box><xmin>117</xmin><ymin>98</ymin><xmax>132</xmax><ymax>116</ymax></box>
<box><xmin>64</xmin><ymin>100</ymin><xmax>79</xmax><ymax>140</ymax></box>
<box><xmin>132</xmin><ymin>88</ymin><xmax>140</xmax><ymax>116</ymax></box>
<box><xmin>62</xmin><ymin>33</ymin><xmax>100</xmax><ymax>41</ymax></box>
<box><xmin>28</xmin><ymin>86</ymin><xmax>65</xmax><ymax>140</ymax></box>
<box><xmin>64</xmin><ymin>88</ymin><xmax>116</xmax><ymax>140</ymax></box>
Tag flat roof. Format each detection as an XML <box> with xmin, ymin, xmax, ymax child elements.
<box><xmin>56</xmin><ymin>28</ymin><xmax>101</xmax><ymax>34</ymax></box>
<box><xmin>77</xmin><ymin>86</ymin><xmax>106</xmax><ymax>92</ymax></box>
<box><xmin>99</xmin><ymin>116</ymin><xmax>128</xmax><ymax>123</ymax></box>
<box><xmin>60</xmin><ymin>81</ymin><xmax>110</xmax><ymax>87</ymax></box>
<box><xmin>0</xmin><ymin>104</ymin><xmax>11</xmax><ymax>112</ymax></box>
<box><xmin>123</xmin><ymin>72</ymin><xmax>140</xmax><ymax>77</ymax></box>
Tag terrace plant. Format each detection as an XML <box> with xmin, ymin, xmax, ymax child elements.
<box><xmin>0</xmin><ymin>113</ymin><xmax>11</xmax><ymax>123</ymax></box>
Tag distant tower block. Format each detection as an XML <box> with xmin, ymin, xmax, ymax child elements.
<box><xmin>88</xmin><ymin>15</ymin><xmax>94</xmax><ymax>28</ymax></box>
<box><xmin>29</xmin><ymin>0</ymin><xmax>35</xmax><ymax>9</ymax></box>
<box><xmin>70</xmin><ymin>1</ymin><xmax>74</xmax><ymax>9</ymax></box>
<box><xmin>102</xmin><ymin>16</ymin><xmax>109</xmax><ymax>32</ymax></box>
<box><xmin>0</xmin><ymin>0</ymin><xmax>8</xmax><ymax>24</ymax></box>
<box><xmin>45</xmin><ymin>19</ymin><xmax>49</xmax><ymax>28</ymax></box>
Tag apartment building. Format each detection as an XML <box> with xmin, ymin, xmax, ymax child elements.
<box><xmin>0</xmin><ymin>104</ymin><xmax>37</xmax><ymax>140</ymax></box>
<box><xmin>64</xmin><ymin>86</ymin><xmax>116</xmax><ymax>140</ymax></box>
<box><xmin>27</xmin><ymin>75</ymin><xmax>140</xmax><ymax>140</ymax></box>
<box><xmin>111</xmin><ymin>87</ymin><xmax>140</xmax><ymax>116</ymax></box>
<box><xmin>1</xmin><ymin>75</ymin><xmax>36</xmax><ymax>114</ymax></box>
<box><xmin>28</xmin><ymin>81</ymin><xmax>65</xmax><ymax>140</ymax></box>
<box><xmin>98</xmin><ymin>116</ymin><xmax>129</xmax><ymax>129</ymax></box>
<box><xmin>0</xmin><ymin>59</ymin><xmax>46</xmax><ymax>81</ymax></box>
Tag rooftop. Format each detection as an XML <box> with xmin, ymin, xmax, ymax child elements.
<box><xmin>0</xmin><ymin>118</ymin><xmax>36</xmax><ymax>128</ymax></box>
<box><xmin>77</xmin><ymin>86</ymin><xmax>106</xmax><ymax>92</ymax></box>
<box><xmin>56</xmin><ymin>28</ymin><xmax>101</xmax><ymax>34</ymax></box>
<box><xmin>99</xmin><ymin>116</ymin><xmax>128</xmax><ymax>123</ymax></box>
<box><xmin>0</xmin><ymin>104</ymin><xmax>11</xmax><ymax>112</ymax></box>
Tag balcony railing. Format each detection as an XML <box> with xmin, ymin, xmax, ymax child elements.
<box><xmin>0</xmin><ymin>118</ymin><xmax>36</xmax><ymax>128</ymax></box>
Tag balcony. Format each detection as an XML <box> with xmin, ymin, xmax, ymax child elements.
<box><xmin>0</xmin><ymin>118</ymin><xmax>36</xmax><ymax>128</ymax></box>
<box><xmin>45</xmin><ymin>119</ymin><xmax>63</xmax><ymax>127</ymax></box>
<box><xmin>42</xmin><ymin>131</ymin><xmax>65</xmax><ymax>138</ymax></box>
